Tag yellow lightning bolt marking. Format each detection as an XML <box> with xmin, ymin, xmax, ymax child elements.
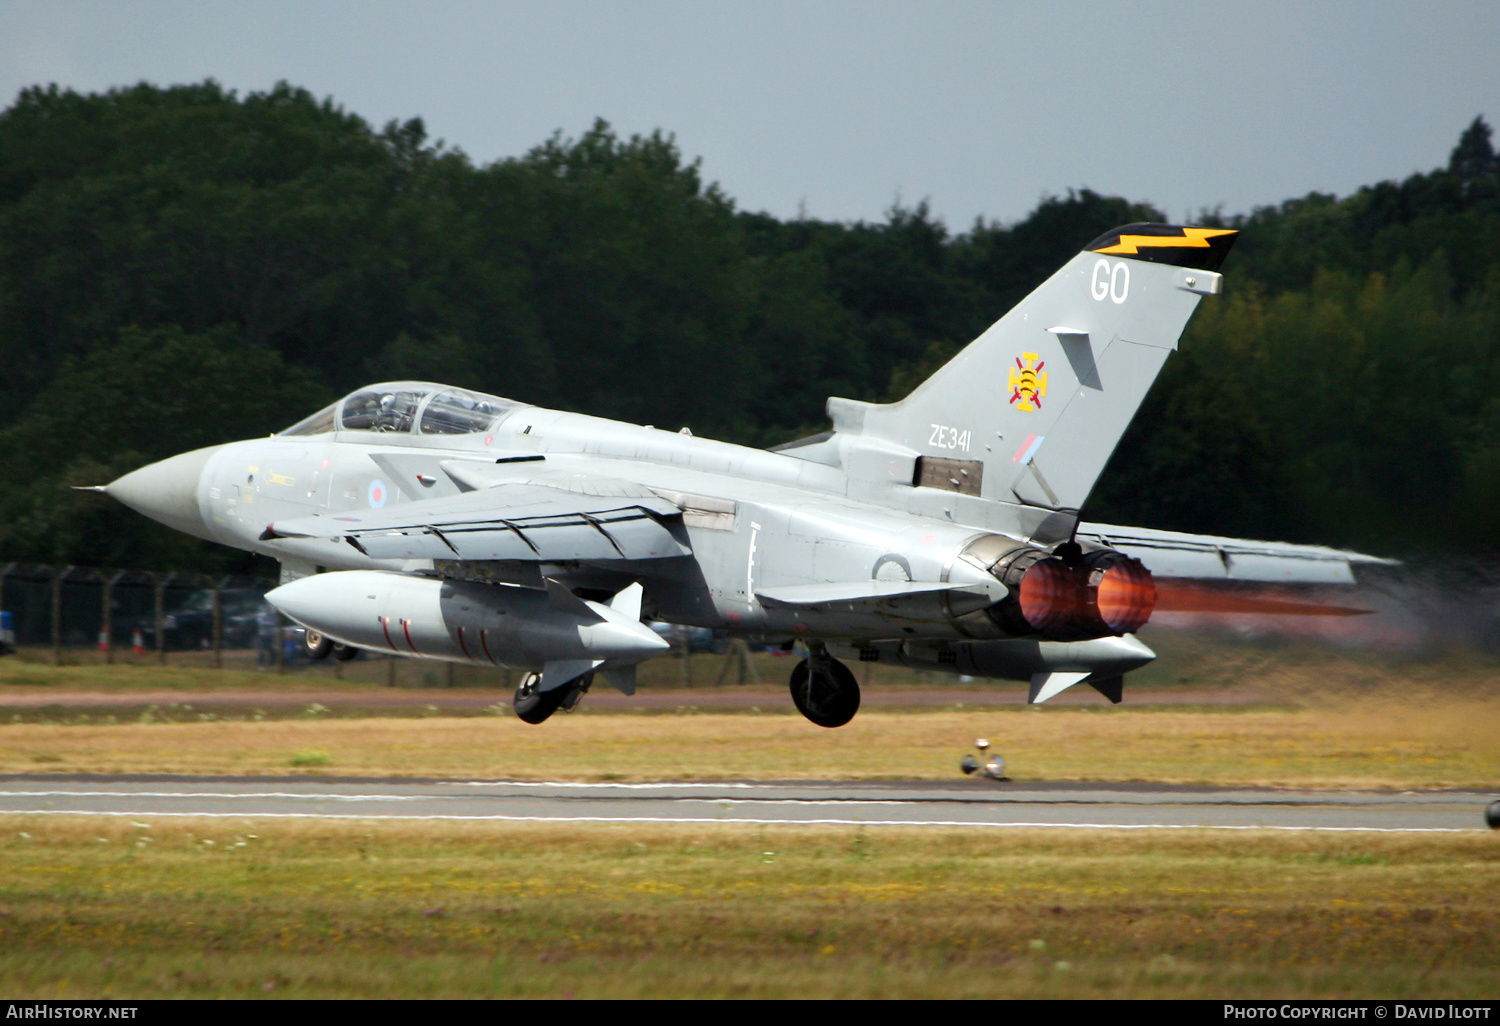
<box><xmin>1093</xmin><ymin>227</ymin><xmax>1237</xmax><ymax>255</ymax></box>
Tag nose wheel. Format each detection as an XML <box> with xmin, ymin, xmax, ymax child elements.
<box><xmin>302</xmin><ymin>630</ymin><xmax>333</xmax><ymax>660</ymax></box>
<box><xmin>788</xmin><ymin>651</ymin><xmax>860</xmax><ymax>727</ymax></box>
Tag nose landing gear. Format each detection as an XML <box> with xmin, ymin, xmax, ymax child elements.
<box><xmin>303</xmin><ymin>631</ymin><xmax>361</xmax><ymax>662</ymax></box>
<box><xmin>303</xmin><ymin>630</ymin><xmax>333</xmax><ymax>660</ymax></box>
<box><xmin>789</xmin><ymin>647</ymin><xmax>860</xmax><ymax>727</ymax></box>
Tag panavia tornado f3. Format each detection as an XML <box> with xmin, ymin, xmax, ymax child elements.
<box><xmin>102</xmin><ymin>223</ymin><xmax>1389</xmax><ymax>726</ymax></box>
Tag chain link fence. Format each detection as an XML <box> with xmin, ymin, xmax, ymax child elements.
<box><xmin>0</xmin><ymin>562</ymin><xmax>528</xmax><ymax>686</ymax></box>
<box><xmin>0</xmin><ymin>562</ymin><xmax>278</xmax><ymax>666</ymax></box>
<box><xmin>0</xmin><ymin>562</ymin><xmax>742</xmax><ymax>689</ymax></box>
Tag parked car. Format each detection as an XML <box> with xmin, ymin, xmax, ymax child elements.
<box><xmin>648</xmin><ymin>622</ymin><xmax>727</xmax><ymax>654</ymax></box>
<box><xmin>122</xmin><ymin>589</ymin><xmax>266</xmax><ymax>651</ymax></box>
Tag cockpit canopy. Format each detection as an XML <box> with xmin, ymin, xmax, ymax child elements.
<box><xmin>279</xmin><ymin>382</ymin><xmax>526</xmax><ymax>437</ymax></box>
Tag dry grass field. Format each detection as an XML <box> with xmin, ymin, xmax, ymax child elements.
<box><xmin>0</xmin><ymin>817</ymin><xmax>1494</xmax><ymax>999</ymax></box>
<box><xmin>0</xmin><ymin>627</ymin><xmax>1498</xmax><ymax>787</ymax></box>
<box><xmin>0</xmin><ymin>696</ymin><xmax>1495</xmax><ymax>788</ymax></box>
<box><xmin>1</xmin><ymin>632</ymin><xmax>1497</xmax><ymax>998</ymax></box>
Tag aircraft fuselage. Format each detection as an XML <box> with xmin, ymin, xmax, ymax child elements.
<box><xmin>140</xmin><ymin>402</ymin><xmax>1039</xmax><ymax>643</ymax></box>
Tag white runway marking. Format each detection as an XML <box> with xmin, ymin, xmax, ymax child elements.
<box><xmin>450</xmin><ymin>780</ymin><xmax>762</xmax><ymax>789</ymax></box>
<box><xmin>0</xmin><ymin>808</ymin><xmax>1472</xmax><ymax>832</ymax></box>
<box><xmin>0</xmin><ymin>779</ymin><xmax>1484</xmax><ymax>831</ymax></box>
<box><xmin>0</xmin><ymin>790</ymin><xmax>447</xmax><ymax>802</ymax></box>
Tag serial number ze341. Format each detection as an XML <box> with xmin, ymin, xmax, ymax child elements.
<box><xmin>929</xmin><ymin>424</ymin><xmax>972</xmax><ymax>452</ymax></box>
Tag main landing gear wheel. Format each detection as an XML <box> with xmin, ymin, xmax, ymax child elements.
<box><xmin>332</xmin><ymin>643</ymin><xmax>360</xmax><ymax>661</ymax></box>
<box><xmin>302</xmin><ymin>630</ymin><xmax>333</xmax><ymax>661</ymax></box>
<box><xmin>789</xmin><ymin>654</ymin><xmax>860</xmax><ymax>728</ymax></box>
<box><xmin>513</xmin><ymin>672</ymin><xmax>562</xmax><ymax>724</ymax></box>
<box><xmin>513</xmin><ymin>672</ymin><xmax>594</xmax><ymax>725</ymax></box>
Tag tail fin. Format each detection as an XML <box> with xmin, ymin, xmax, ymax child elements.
<box><xmin>827</xmin><ymin>223</ymin><xmax>1236</xmax><ymax>513</ymax></box>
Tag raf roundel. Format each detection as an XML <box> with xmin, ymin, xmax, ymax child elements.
<box><xmin>368</xmin><ymin>479</ymin><xmax>388</xmax><ymax>509</ymax></box>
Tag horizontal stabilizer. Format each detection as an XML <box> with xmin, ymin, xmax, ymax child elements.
<box><xmin>1076</xmin><ymin>523</ymin><xmax>1395</xmax><ymax>585</ymax></box>
<box><xmin>755</xmin><ymin>579</ymin><xmax>1006</xmax><ymax>610</ymax></box>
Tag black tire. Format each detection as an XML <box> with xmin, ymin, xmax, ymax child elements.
<box><xmin>332</xmin><ymin>643</ymin><xmax>360</xmax><ymax>662</ymax></box>
<box><xmin>789</xmin><ymin>656</ymin><xmax>861</xmax><ymax>728</ymax></box>
<box><xmin>513</xmin><ymin>672</ymin><xmax>566</xmax><ymax>725</ymax></box>
<box><xmin>303</xmin><ymin>630</ymin><xmax>333</xmax><ymax>661</ymax></box>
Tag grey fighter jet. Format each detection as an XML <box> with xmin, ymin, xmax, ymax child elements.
<box><xmin>103</xmin><ymin>224</ymin><xmax>1388</xmax><ymax>725</ymax></box>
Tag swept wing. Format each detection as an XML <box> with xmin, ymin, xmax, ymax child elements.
<box><xmin>263</xmin><ymin>479</ymin><xmax>688</xmax><ymax>562</ymax></box>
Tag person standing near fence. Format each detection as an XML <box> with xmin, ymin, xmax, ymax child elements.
<box><xmin>256</xmin><ymin>603</ymin><xmax>279</xmax><ymax>669</ymax></box>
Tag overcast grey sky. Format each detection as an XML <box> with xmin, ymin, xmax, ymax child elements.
<box><xmin>2</xmin><ymin>0</ymin><xmax>1496</xmax><ymax>228</ymax></box>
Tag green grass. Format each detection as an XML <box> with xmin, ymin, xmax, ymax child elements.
<box><xmin>0</xmin><ymin>817</ymin><xmax>1495</xmax><ymax>998</ymax></box>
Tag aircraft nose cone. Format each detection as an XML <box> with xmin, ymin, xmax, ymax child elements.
<box><xmin>106</xmin><ymin>445</ymin><xmax>223</xmax><ymax>541</ymax></box>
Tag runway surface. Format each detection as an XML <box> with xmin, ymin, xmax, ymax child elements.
<box><xmin>0</xmin><ymin>776</ymin><xmax>1491</xmax><ymax>831</ymax></box>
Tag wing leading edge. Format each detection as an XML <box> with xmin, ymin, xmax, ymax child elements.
<box><xmin>262</xmin><ymin>482</ymin><xmax>689</xmax><ymax>562</ymax></box>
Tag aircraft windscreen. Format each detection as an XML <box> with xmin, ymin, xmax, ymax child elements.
<box><xmin>279</xmin><ymin>403</ymin><xmax>339</xmax><ymax>436</ymax></box>
<box><xmin>341</xmin><ymin>389</ymin><xmax>428</xmax><ymax>433</ymax></box>
<box><xmin>420</xmin><ymin>389</ymin><xmax>515</xmax><ymax>434</ymax></box>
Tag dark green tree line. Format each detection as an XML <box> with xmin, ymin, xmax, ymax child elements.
<box><xmin>0</xmin><ymin>79</ymin><xmax>1494</xmax><ymax>569</ymax></box>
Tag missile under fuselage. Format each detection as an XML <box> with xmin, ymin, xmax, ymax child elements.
<box><xmin>265</xmin><ymin>570</ymin><xmax>670</xmax><ymax>668</ymax></box>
